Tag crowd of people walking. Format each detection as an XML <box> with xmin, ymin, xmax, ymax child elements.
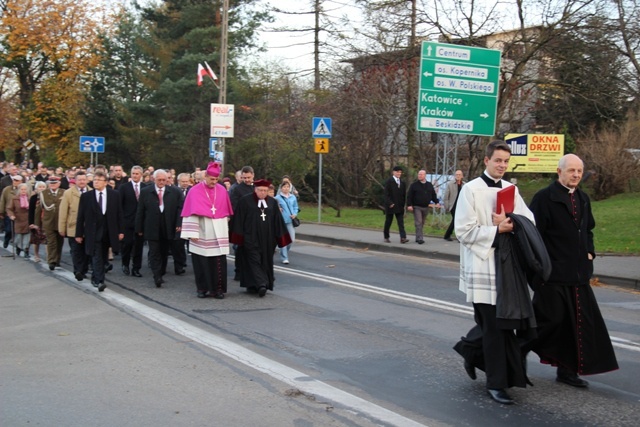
<box><xmin>0</xmin><ymin>161</ymin><xmax>297</xmax><ymax>298</ymax></box>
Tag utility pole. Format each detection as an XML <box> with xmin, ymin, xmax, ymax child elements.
<box><xmin>218</xmin><ymin>0</ymin><xmax>229</xmax><ymax>170</ymax></box>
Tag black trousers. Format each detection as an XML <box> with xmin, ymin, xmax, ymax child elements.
<box><xmin>68</xmin><ymin>237</ymin><xmax>90</xmax><ymax>275</ymax></box>
<box><xmin>444</xmin><ymin>208</ymin><xmax>456</xmax><ymax>239</ymax></box>
<box><xmin>121</xmin><ymin>226</ymin><xmax>144</xmax><ymax>270</ymax></box>
<box><xmin>383</xmin><ymin>212</ymin><xmax>406</xmax><ymax>239</ymax></box>
<box><xmin>3</xmin><ymin>216</ymin><xmax>12</xmax><ymax>245</ymax></box>
<box><xmin>148</xmin><ymin>238</ymin><xmax>187</xmax><ymax>279</ymax></box>
<box><xmin>453</xmin><ymin>303</ymin><xmax>529</xmax><ymax>389</ymax></box>
<box><xmin>90</xmin><ymin>238</ymin><xmax>110</xmax><ymax>284</ymax></box>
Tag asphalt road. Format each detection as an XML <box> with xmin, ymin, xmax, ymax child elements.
<box><xmin>2</xmin><ymin>239</ymin><xmax>639</xmax><ymax>426</ymax></box>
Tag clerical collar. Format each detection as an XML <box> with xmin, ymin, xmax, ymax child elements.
<box><xmin>558</xmin><ymin>181</ymin><xmax>576</xmax><ymax>194</ymax></box>
<box><xmin>481</xmin><ymin>171</ymin><xmax>502</xmax><ymax>188</ymax></box>
<box><xmin>258</xmin><ymin>199</ymin><xmax>267</xmax><ymax>208</ymax></box>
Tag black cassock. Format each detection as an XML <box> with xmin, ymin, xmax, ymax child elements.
<box><xmin>230</xmin><ymin>193</ymin><xmax>291</xmax><ymax>291</ymax></box>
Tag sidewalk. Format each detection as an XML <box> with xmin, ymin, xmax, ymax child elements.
<box><xmin>296</xmin><ymin>223</ymin><xmax>640</xmax><ymax>290</ymax></box>
<box><xmin>0</xmin><ymin>256</ymin><xmax>391</xmax><ymax>427</ymax></box>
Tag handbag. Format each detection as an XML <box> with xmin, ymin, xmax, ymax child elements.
<box><xmin>281</xmin><ymin>197</ymin><xmax>300</xmax><ymax>227</ymax></box>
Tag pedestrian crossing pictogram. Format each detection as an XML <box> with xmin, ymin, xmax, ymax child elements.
<box><xmin>312</xmin><ymin>117</ymin><xmax>332</xmax><ymax>138</ymax></box>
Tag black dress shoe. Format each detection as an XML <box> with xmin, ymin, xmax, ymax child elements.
<box><xmin>213</xmin><ymin>293</ymin><xmax>224</xmax><ymax>300</ymax></box>
<box><xmin>246</xmin><ymin>287</ymin><xmax>257</xmax><ymax>294</ymax></box>
<box><xmin>154</xmin><ymin>277</ymin><xmax>164</xmax><ymax>288</ymax></box>
<box><xmin>400</xmin><ymin>238</ymin><xmax>409</xmax><ymax>244</ymax></box>
<box><xmin>417</xmin><ymin>240</ymin><xmax>425</xmax><ymax>244</ymax></box>
<box><xmin>487</xmin><ymin>388</ymin><xmax>514</xmax><ymax>405</ymax></box>
<box><xmin>556</xmin><ymin>373</ymin><xmax>589</xmax><ymax>388</ymax></box>
<box><xmin>98</xmin><ymin>283</ymin><xmax>107</xmax><ymax>292</ymax></box>
<box><xmin>122</xmin><ymin>265</ymin><xmax>130</xmax><ymax>276</ymax></box>
<box><xmin>105</xmin><ymin>263</ymin><xmax>113</xmax><ymax>272</ymax></box>
<box><xmin>131</xmin><ymin>270</ymin><xmax>142</xmax><ymax>277</ymax></box>
<box><xmin>444</xmin><ymin>236</ymin><xmax>453</xmax><ymax>241</ymax></box>
<box><xmin>464</xmin><ymin>361</ymin><xmax>477</xmax><ymax>380</ymax></box>
<box><xmin>74</xmin><ymin>272</ymin><xmax>85</xmax><ymax>281</ymax></box>
<box><xmin>49</xmin><ymin>263</ymin><xmax>56</xmax><ymax>271</ymax></box>
<box><xmin>197</xmin><ymin>291</ymin><xmax>207</xmax><ymax>298</ymax></box>
<box><xmin>258</xmin><ymin>286</ymin><xmax>267</xmax><ymax>297</ymax></box>
<box><xmin>175</xmin><ymin>268</ymin><xmax>186</xmax><ymax>275</ymax></box>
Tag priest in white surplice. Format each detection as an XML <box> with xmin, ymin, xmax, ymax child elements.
<box><xmin>180</xmin><ymin>162</ymin><xmax>233</xmax><ymax>299</ymax></box>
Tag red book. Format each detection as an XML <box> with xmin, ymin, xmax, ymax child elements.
<box><xmin>496</xmin><ymin>185</ymin><xmax>515</xmax><ymax>214</ymax></box>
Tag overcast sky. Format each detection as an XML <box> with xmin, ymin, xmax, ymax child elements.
<box><xmin>254</xmin><ymin>0</ymin><xmax>363</xmax><ymax>72</ymax></box>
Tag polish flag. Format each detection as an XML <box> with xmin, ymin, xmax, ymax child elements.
<box><xmin>204</xmin><ymin>61</ymin><xmax>219</xmax><ymax>85</ymax></box>
<box><xmin>197</xmin><ymin>63</ymin><xmax>208</xmax><ymax>86</ymax></box>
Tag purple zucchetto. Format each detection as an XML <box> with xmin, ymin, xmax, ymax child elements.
<box><xmin>206</xmin><ymin>162</ymin><xmax>221</xmax><ymax>178</ymax></box>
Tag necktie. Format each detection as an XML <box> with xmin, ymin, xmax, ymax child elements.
<box><xmin>135</xmin><ymin>184</ymin><xmax>139</xmax><ymax>200</ymax></box>
<box><xmin>99</xmin><ymin>192</ymin><xmax>103</xmax><ymax>214</ymax></box>
<box><xmin>158</xmin><ymin>189</ymin><xmax>163</xmax><ymax>209</ymax></box>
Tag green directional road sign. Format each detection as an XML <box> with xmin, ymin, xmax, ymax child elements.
<box><xmin>417</xmin><ymin>41</ymin><xmax>502</xmax><ymax>136</ymax></box>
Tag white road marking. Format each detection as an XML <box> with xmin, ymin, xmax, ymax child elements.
<box><xmin>274</xmin><ymin>265</ymin><xmax>640</xmax><ymax>353</ymax></box>
<box><xmin>101</xmin><ymin>289</ymin><xmax>427</xmax><ymax>427</ymax></box>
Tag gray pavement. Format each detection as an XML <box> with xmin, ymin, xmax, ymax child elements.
<box><xmin>0</xmin><ymin>256</ymin><xmax>392</xmax><ymax>427</ymax></box>
<box><xmin>295</xmin><ymin>223</ymin><xmax>640</xmax><ymax>290</ymax></box>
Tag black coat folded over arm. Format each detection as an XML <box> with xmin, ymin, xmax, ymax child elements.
<box><xmin>495</xmin><ymin>214</ymin><xmax>552</xmax><ymax>332</ymax></box>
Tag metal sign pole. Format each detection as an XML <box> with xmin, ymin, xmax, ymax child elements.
<box><xmin>318</xmin><ymin>153</ymin><xmax>323</xmax><ymax>223</ymax></box>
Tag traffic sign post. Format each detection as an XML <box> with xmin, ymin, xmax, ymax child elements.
<box><xmin>417</xmin><ymin>41</ymin><xmax>501</xmax><ymax>136</ymax></box>
<box><xmin>312</xmin><ymin>117</ymin><xmax>333</xmax><ymax>223</ymax></box>
<box><xmin>210</xmin><ymin>104</ymin><xmax>234</xmax><ymax>137</ymax></box>
<box><xmin>79</xmin><ymin>136</ymin><xmax>105</xmax><ymax>153</ymax></box>
<box><xmin>314</xmin><ymin>138</ymin><xmax>329</xmax><ymax>153</ymax></box>
<box><xmin>209</xmin><ymin>138</ymin><xmax>224</xmax><ymax>162</ymax></box>
<box><xmin>312</xmin><ymin>117</ymin><xmax>332</xmax><ymax>138</ymax></box>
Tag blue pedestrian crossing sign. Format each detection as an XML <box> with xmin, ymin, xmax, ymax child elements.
<box><xmin>79</xmin><ymin>136</ymin><xmax>105</xmax><ymax>153</ymax></box>
<box><xmin>312</xmin><ymin>117</ymin><xmax>332</xmax><ymax>138</ymax></box>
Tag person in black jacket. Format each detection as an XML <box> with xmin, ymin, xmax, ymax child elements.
<box><xmin>383</xmin><ymin>166</ymin><xmax>408</xmax><ymax>243</ymax></box>
<box><xmin>119</xmin><ymin>165</ymin><xmax>147</xmax><ymax>277</ymax></box>
<box><xmin>135</xmin><ymin>169</ymin><xmax>186</xmax><ymax>287</ymax></box>
<box><xmin>75</xmin><ymin>171</ymin><xmax>124</xmax><ymax>291</ymax></box>
<box><xmin>528</xmin><ymin>154</ymin><xmax>618</xmax><ymax>388</ymax></box>
<box><xmin>406</xmin><ymin>170</ymin><xmax>440</xmax><ymax>244</ymax></box>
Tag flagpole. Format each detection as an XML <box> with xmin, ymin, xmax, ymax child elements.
<box><xmin>218</xmin><ymin>0</ymin><xmax>229</xmax><ymax>171</ymax></box>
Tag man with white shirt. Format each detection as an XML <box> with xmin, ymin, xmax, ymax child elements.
<box><xmin>120</xmin><ymin>165</ymin><xmax>147</xmax><ymax>277</ymax></box>
<box><xmin>135</xmin><ymin>169</ymin><xmax>185</xmax><ymax>288</ymax></box>
<box><xmin>75</xmin><ymin>171</ymin><xmax>124</xmax><ymax>291</ymax></box>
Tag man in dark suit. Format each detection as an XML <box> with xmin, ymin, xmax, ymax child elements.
<box><xmin>75</xmin><ymin>171</ymin><xmax>124</xmax><ymax>292</ymax></box>
<box><xmin>135</xmin><ymin>169</ymin><xmax>186</xmax><ymax>287</ymax></box>
<box><xmin>383</xmin><ymin>165</ymin><xmax>409</xmax><ymax>243</ymax></box>
<box><xmin>177</xmin><ymin>173</ymin><xmax>192</xmax><ymax>199</ymax></box>
<box><xmin>120</xmin><ymin>165</ymin><xmax>146</xmax><ymax>277</ymax></box>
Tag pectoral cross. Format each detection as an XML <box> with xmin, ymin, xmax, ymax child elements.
<box><xmin>211</xmin><ymin>205</ymin><xmax>216</xmax><ymax>215</ymax></box>
<box><xmin>260</xmin><ymin>209</ymin><xmax>266</xmax><ymax>221</ymax></box>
